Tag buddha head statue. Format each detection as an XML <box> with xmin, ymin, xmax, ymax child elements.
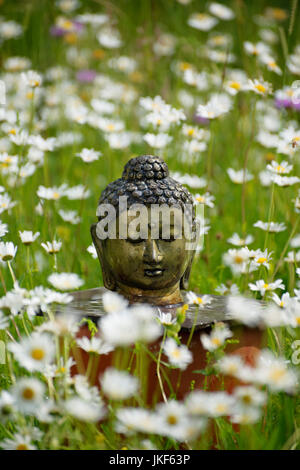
<box><xmin>91</xmin><ymin>155</ymin><xmax>199</xmax><ymax>305</ymax></box>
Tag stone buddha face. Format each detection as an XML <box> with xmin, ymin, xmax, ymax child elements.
<box><xmin>91</xmin><ymin>155</ymin><xmax>198</xmax><ymax>305</ymax></box>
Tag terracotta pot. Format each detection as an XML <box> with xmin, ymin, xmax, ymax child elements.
<box><xmin>71</xmin><ymin>324</ymin><xmax>265</xmax><ymax>404</ymax></box>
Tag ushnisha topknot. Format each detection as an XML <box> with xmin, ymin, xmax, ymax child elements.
<box><xmin>122</xmin><ymin>154</ymin><xmax>169</xmax><ymax>181</ymax></box>
<box><xmin>97</xmin><ymin>155</ymin><xmax>196</xmax><ymax>222</ymax></box>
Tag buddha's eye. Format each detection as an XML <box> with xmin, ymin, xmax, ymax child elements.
<box><xmin>127</xmin><ymin>237</ymin><xmax>145</xmax><ymax>244</ymax></box>
<box><xmin>158</xmin><ymin>229</ymin><xmax>178</xmax><ymax>242</ymax></box>
<box><xmin>160</xmin><ymin>236</ymin><xmax>176</xmax><ymax>243</ymax></box>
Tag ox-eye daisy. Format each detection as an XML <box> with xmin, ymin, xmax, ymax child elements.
<box><xmin>48</xmin><ymin>272</ymin><xmax>84</xmax><ymax>290</ymax></box>
<box><xmin>12</xmin><ymin>378</ymin><xmax>45</xmax><ymax>415</ymax></box>
<box><xmin>8</xmin><ymin>332</ymin><xmax>55</xmax><ymax>372</ymax></box>
<box><xmin>253</xmin><ymin>220</ymin><xmax>286</xmax><ymax>232</ymax></box>
<box><xmin>227</xmin><ymin>233</ymin><xmax>254</xmax><ymax>246</ymax></box>
<box><xmin>100</xmin><ymin>368</ymin><xmax>139</xmax><ymax>400</ymax></box>
<box><xmin>41</xmin><ymin>239</ymin><xmax>62</xmax><ymax>254</ymax></box>
<box><xmin>185</xmin><ymin>291</ymin><xmax>212</xmax><ymax>307</ymax></box>
<box><xmin>247</xmin><ymin>78</ymin><xmax>272</xmax><ymax>95</ymax></box>
<box><xmin>76</xmin><ymin>148</ymin><xmax>102</xmax><ymax>163</ymax></box>
<box><xmin>0</xmin><ymin>241</ymin><xmax>17</xmax><ymax>261</ymax></box>
<box><xmin>252</xmin><ymin>249</ymin><xmax>273</xmax><ymax>270</ymax></box>
<box><xmin>248</xmin><ymin>279</ymin><xmax>285</xmax><ymax>296</ymax></box>
<box><xmin>21</xmin><ymin>70</ymin><xmax>42</xmax><ymax>88</ymax></box>
<box><xmin>227</xmin><ymin>168</ymin><xmax>253</xmax><ymax>184</ymax></box>
<box><xmin>267</xmin><ymin>160</ymin><xmax>292</xmax><ymax>174</ymax></box>
<box><xmin>254</xmin><ymin>350</ymin><xmax>297</xmax><ymax>393</ymax></box>
<box><xmin>196</xmin><ymin>93</ymin><xmax>232</xmax><ymax>119</ymax></box>
<box><xmin>201</xmin><ymin>322</ymin><xmax>232</xmax><ymax>351</ymax></box>
<box><xmin>19</xmin><ymin>230</ymin><xmax>40</xmax><ymax>245</ymax></box>
<box><xmin>194</xmin><ymin>192</ymin><xmax>215</xmax><ymax>208</ymax></box>
<box><xmin>76</xmin><ymin>336</ymin><xmax>113</xmax><ymax>355</ymax></box>
<box><xmin>188</xmin><ymin>13</ymin><xmax>218</xmax><ymax>31</ymax></box>
<box><xmin>163</xmin><ymin>337</ymin><xmax>193</xmax><ymax>370</ymax></box>
<box><xmin>209</xmin><ymin>2</ymin><xmax>235</xmax><ymax>20</ymax></box>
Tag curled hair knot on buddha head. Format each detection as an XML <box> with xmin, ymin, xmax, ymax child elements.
<box><xmin>96</xmin><ymin>155</ymin><xmax>196</xmax><ymax>227</ymax></box>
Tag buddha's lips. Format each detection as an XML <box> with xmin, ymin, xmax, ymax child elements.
<box><xmin>144</xmin><ymin>268</ymin><xmax>165</xmax><ymax>277</ymax></box>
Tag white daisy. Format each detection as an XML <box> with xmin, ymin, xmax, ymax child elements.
<box><xmin>48</xmin><ymin>272</ymin><xmax>84</xmax><ymax>290</ymax></box>
<box><xmin>163</xmin><ymin>337</ymin><xmax>193</xmax><ymax>370</ymax></box>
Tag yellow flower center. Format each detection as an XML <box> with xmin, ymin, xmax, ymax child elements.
<box><xmin>276</xmin><ymin>165</ymin><xmax>285</xmax><ymax>173</ymax></box>
<box><xmin>229</xmin><ymin>81</ymin><xmax>241</xmax><ymax>90</ymax></box>
<box><xmin>257</xmin><ymin>257</ymin><xmax>267</xmax><ymax>264</ymax></box>
<box><xmin>242</xmin><ymin>395</ymin><xmax>252</xmax><ymax>405</ymax></box>
<box><xmin>107</xmin><ymin>124</ymin><xmax>115</xmax><ymax>131</ymax></box>
<box><xmin>263</xmin><ymin>283</ymin><xmax>269</xmax><ymax>289</ymax></box>
<box><xmin>31</xmin><ymin>348</ymin><xmax>45</xmax><ymax>361</ymax></box>
<box><xmin>234</xmin><ymin>255</ymin><xmax>244</xmax><ymax>264</ymax></box>
<box><xmin>270</xmin><ymin>368</ymin><xmax>285</xmax><ymax>382</ymax></box>
<box><xmin>212</xmin><ymin>35</ymin><xmax>225</xmax><ymax>45</ymax></box>
<box><xmin>196</xmin><ymin>196</ymin><xmax>205</xmax><ymax>203</ymax></box>
<box><xmin>216</xmin><ymin>404</ymin><xmax>227</xmax><ymax>414</ymax></box>
<box><xmin>22</xmin><ymin>387</ymin><xmax>35</xmax><ymax>400</ymax></box>
<box><xmin>172</xmin><ymin>349</ymin><xmax>181</xmax><ymax>359</ymax></box>
<box><xmin>8</xmin><ymin>129</ymin><xmax>16</xmax><ymax>135</ymax></box>
<box><xmin>187</xmin><ymin>128</ymin><xmax>195</xmax><ymax>136</ymax></box>
<box><xmin>53</xmin><ymin>192</ymin><xmax>60</xmax><ymax>199</ymax></box>
<box><xmin>268</xmin><ymin>61</ymin><xmax>277</xmax><ymax>68</ymax></box>
<box><xmin>93</xmin><ymin>49</ymin><xmax>106</xmax><ymax>59</ymax></box>
<box><xmin>179</xmin><ymin>62</ymin><xmax>192</xmax><ymax>71</ymax></box>
<box><xmin>196</xmin><ymin>13</ymin><xmax>207</xmax><ymax>20</ymax></box>
<box><xmin>167</xmin><ymin>415</ymin><xmax>178</xmax><ymax>425</ymax></box>
<box><xmin>227</xmin><ymin>365</ymin><xmax>238</xmax><ymax>374</ymax></box>
<box><xmin>26</xmin><ymin>91</ymin><xmax>34</xmax><ymax>99</ymax></box>
<box><xmin>16</xmin><ymin>444</ymin><xmax>29</xmax><ymax>450</ymax></box>
<box><xmin>212</xmin><ymin>338</ymin><xmax>221</xmax><ymax>346</ymax></box>
<box><xmin>64</xmin><ymin>33</ymin><xmax>77</xmax><ymax>44</ymax></box>
<box><xmin>271</xmin><ymin>8</ymin><xmax>287</xmax><ymax>20</ymax></box>
<box><xmin>255</xmin><ymin>84</ymin><xmax>266</xmax><ymax>93</ymax></box>
<box><xmin>62</xmin><ymin>19</ymin><xmax>73</xmax><ymax>30</ymax></box>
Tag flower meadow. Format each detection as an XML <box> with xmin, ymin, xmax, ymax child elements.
<box><xmin>0</xmin><ymin>0</ymin><xmax>299</xmax><ymax>451</ymax></box>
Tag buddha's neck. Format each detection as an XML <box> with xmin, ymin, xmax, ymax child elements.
<box><xmin>115</xmin><ymin>281</ymin><xmax>183</xmax><ymax>306</ymax></box>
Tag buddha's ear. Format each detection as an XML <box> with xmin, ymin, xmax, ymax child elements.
<box><xmin>90</xmin><ymin>223</ymin><xmax>117</xmax><ymax>291</ymax></box>
<box><xmin>180</xmin><ymin>249</ymin><xmax>196</xmax><ymax>290</ymax></box>
<box><xmin>180</xmin><ymin>217</ymin><xmax>199</xmax><ymax>290</ymax></box>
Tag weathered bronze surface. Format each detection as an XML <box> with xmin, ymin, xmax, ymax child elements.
<box><xmin>91</xmin><ymin>155</ymin><xmax>197</xmax><ymax>305</ymax></box>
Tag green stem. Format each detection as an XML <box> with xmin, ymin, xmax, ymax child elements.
<box><xmin>27</xmin><ymin>246</ymin><xmax>33</xmax><ymax>289</ymax></box>
<box><xmin>156</xmin><ymin>329</ymin><xmax>168</xmax><ymax>403</ymax></box>
<box><xmin>7</xmin><ymin>261</ymin><xmax>17</xmax><ymax>285</ymax></box>
<box><xmin>271</xmin><ymin>217</ymin><xmax>300</xmax><ymax>280</ymax></box>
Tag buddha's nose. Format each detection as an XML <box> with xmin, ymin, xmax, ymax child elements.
<box><xmin>143</xmin><ymin>239</ymin><xmax>163</xmax><ymax>265</ymax></box>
